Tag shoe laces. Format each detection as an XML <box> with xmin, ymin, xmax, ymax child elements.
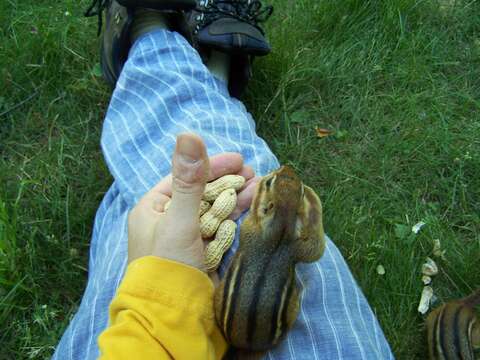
<box><xmin>196</xmin><ymin>0</ymin><xmax>273</xmax><ymax>34</ymax></box>
<box><xmin>84</xmin><ymin>0</ymin><xmax>110</xmax><ymax>35</ymax></box>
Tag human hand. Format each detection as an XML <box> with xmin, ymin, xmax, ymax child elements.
<box><xmin>127</xmin><ymin>133</ymin><xmax>259</xmax><ymax>271</ymax></box>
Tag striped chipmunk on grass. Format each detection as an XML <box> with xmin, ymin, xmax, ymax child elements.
<box><xmin>426</xmin><ymin>289</ymin><xmax>480</xmax><ymax>360</ymax></box>
<box><xmin>214</xmin><ymin>165</ymin><xmax>326</xmax><ymax>358</ymax></box>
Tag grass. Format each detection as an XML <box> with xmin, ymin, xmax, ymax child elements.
<box><xmin>1</xmin><ymin>0</ymin><xmax>479</xmax><ymax>358</ymax></box>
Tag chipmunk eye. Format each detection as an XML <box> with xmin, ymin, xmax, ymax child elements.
<box><xmin>263</xmin><ymin>202</ymin><xmax>274</xmax><ymax>214</ymax></box>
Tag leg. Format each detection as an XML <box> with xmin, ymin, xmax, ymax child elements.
<box><xmin>100</xmin><ymin>31</ymin><xmax>278</xmax><ymax>206</ymax></box>
<box><xmin>53</xmin><ymin>30</ymin><xmax>393</xmax><ymax>359</ymax></box>
<box><xmin>53</xmin><ymin>28</ymin><xmax>277</xmax><ymax>359</ymax></box>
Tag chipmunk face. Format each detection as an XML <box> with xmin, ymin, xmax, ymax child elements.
<box><xmin>253</xmin><ymin>166</ymin><xmax>303</xmax><ymax>215</ymax></box>
<box><xmin>250</xmin><ymin>166</ymin><xmax>305</xmax><ymax>248</ymax></box>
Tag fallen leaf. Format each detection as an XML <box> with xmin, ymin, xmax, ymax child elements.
<box><xmin>315</xmin><ymin>127</ymin><xmax>333</xmax><ymax>138</ymax></box>
<box><xmin>334</xmin><ymin>129</ymin><xmax>348</xmax><ymax>139</ymax></box>
<box><xmin>91</xmin><ymin>63</ymin><xmax>103</xmax><ymax>77</ymax></box>
<box><xmin>418</xmin><ymin>286</ymin><xmax>434</xmax><ymax>314</ymax></box>
<box><xmin>412</xmin><ymin>221</ymin><xmax>426</xmax><ymax>234</ymax></box>
<box><xmin>433</xmin><ymin>239</ymin><xmax>446</xmax><ymax>259</ymax></box>
<box><xmin>422</xmin><ymin>275</ymin><xmax>432</xmax><ymax>285</ymax></box>
<box><xmin>289</xmin><ymin>110</ymin><xmax>308</xmax><ymax>124</ymax></box>
<box><xmin>394</xmin><ymin>223</ymin><xmax>410</xmax><ymax>240</ymax></box>
<box><xmin>376</xmin><ymin>265</ymin><xmax>386</xmax><ymax>275</ymax></box>
<box><xmin>422</xmin><ymin>257</ymin><xmax>438</xmax><ymax>276</ymax></box>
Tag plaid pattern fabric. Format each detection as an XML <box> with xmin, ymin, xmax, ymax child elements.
<box><xmin>52</xmin><ymin>29</ymin><xmax>394</xmax><ymax>360</ymax></box>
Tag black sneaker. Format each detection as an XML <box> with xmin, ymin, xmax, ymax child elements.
<box><xmin>177</xmin><ymin>0</ymin><xmax>273</xmax><ymax>98</ymax></box>
<box><xmin>182</xmin><ymin>0</ymin><xmax>273</xmax><ymax>56</ymax></box>
<box><xmin>85</xmin><ymin>0</ymin><xmax>196</xmax><ymax>87</ymax></box>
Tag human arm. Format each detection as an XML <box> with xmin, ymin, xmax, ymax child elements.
<box><xmin>97</xmin><ymin>133</ymin><xmax>258</xmax><ymax>359</ymax></box>
<box><xmin>98</xmin><ymin>256</ymin><xmax>227</xmax><ymax>359</ymax></box>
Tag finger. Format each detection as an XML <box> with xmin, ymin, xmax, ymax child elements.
<box><xmin>230</xmin><ymin>176</ymin><xmax>261</xmax><ymax>219</ymax></box>
<box><xmin>134</xmin><ymin>191</ymin><xmax>170</xmax><ymax>215</ymax></box>
<box><xmin>207</xmin><ymin>153</ymin><xmax>244</xmax><ymax>181</ymax></box>
<box><xmin>148</xmin><ymin>174</ymin><xmax>173</xmax><ymax>197</ymax></box>
<box><xmin>151</xmin><ymin>152</ymin><xmax>244</xmax><ymax>196</ymax></box>
<box><xmin>238</xmin><ymin>165</ymin><xmax>255</xmax><ymax>182</ymax></box>
<box><xmin>151</xmin><ymin>193</ymin><xmax>171</xmax><ymax>213</ymax></box>
<box><xmin>167</xmin><ymin>133</ymin><xmax>209</xmax><ymax>222</ymax></box>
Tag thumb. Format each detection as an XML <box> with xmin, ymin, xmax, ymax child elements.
<box><xmin>168</xmin><ymin>133</ymin><xmax>209</xmax><ymax>221</ymax></box>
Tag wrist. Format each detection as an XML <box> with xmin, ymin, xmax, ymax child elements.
<box><xmin>153</xmin><ymin>252</ymin><xmax>206</xmax><ymax>272</ymax></box>
<box><xmin>123</xmin><ymin>256</ymin><xmax>215</xmax><ymax>312</ymax></box>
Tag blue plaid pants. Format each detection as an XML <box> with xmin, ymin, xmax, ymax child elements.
<box><xmin>52</xmin><ymin>29</ymin><xmax>394</xmax><ymax>360</ymax></box>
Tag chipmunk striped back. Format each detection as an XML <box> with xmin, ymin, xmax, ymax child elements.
<box><xmin>216</xmin><ymin>247</ymin><xmax>299</xmax><ymax>351</ymax></box>
<box><xmin>426</xmin><ymin>289</ymin><xmax>480</xmax><ymax>360</ymax></box>
<box><xmin>214</xmin><ymin>166</ymin><xmax>325</xmax><ymax>353</ymax></box>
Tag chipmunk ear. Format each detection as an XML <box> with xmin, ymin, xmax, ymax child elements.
<box><xmin>291</xmin><ymin>185</ymin><xmax>325</xmax><ymax>263</ymax></box>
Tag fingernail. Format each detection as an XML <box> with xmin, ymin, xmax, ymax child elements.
<box><xmin>177</xmin><ymin>136</ymin><xmax>201</xmax><ymax>165</ymax></box>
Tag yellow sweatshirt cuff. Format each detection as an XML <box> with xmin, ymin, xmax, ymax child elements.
<box><xmin>120</xmin><ymin>256</ymin><xmax>215</xmax><ymax>319</ymax></box>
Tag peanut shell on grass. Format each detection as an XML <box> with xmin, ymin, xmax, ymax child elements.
<box><xmin>422</xmin><ymin>257</ymin><xmax>438</xmax><ymax>276</ymax></box>
<box><xmin>418</xmin><ymin>286</ymin><xmax>434</xmax><ymax>314</ymax></box>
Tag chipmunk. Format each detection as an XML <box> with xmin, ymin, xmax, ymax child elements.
<box><xmin>426</xmin><ymin>289</ymin><xmax>480</xmax><ymax>360</ymax></box>
<box><xmin>214</xmin><ymin>165</ymin><xmax>325</xmax><ymax>355</ymax></box>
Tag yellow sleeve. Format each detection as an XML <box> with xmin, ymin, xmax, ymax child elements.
<box><xmin>98</xmin><ymin>256</ymin><xmax>228</xmax><ymax>359</ymax></box>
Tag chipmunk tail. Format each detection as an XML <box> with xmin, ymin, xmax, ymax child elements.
<box><xmin>463</xmin><ymin>289</ymin><xmax>480</xmax><ymax>308</ymax></box>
